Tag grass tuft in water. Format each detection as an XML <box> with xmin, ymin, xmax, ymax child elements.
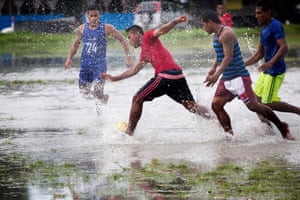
<box><xmin>1</xmin><ymin>154</ymin><xmax>299</xmax><ymax>199</ymax></box>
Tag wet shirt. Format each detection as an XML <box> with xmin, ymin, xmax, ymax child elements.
<box><xmin>260</xmin><ymin>18</ymin><xmax>286</xmax><ymax>76</ymax></box>
<box><xmin>81</xmin><ymin>23</ymin><xmax>107</xmax><ymax>72</ymax></box>
<box><xmin>139</xmin><ymin>30</ymin><xmax>181</xmax><ymax>75</ymax></box>
<box><xmin>213</xmin><ymin>26</ymin><xmax>249</xmax><ymax>80</ymax></box>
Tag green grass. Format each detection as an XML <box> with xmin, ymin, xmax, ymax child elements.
<box><xmin>1</xmin><ymin>153</ymin><xmax>299</xmax><ymax>199</ymax></box>
<box><xmin>0</xmin><ymin>24</ymin><xmax>299</xmax><ymax>57</ymax></box>
<box><xmin>0</xmin><ymin>31</ymin><xmax>74</xmax><ymax>57</ymax></box>
<box><xmin>114</xmin><ymin>158</ymin><xmax>300</xmax><ymax>199</ymax></box>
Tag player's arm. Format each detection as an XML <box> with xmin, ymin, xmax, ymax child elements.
<box><xmin>208</xmin><ymin>59</ymin><xmax>218</xmax><ymax>75</ymax></box>
<box><xmin>257</xmin><ymin>38</ymin><xmax>288</xmax><ymax>72</ymax></box>
<box><xmin>106</xmin><ymin>24</ymin><xmax>133</xmax><ymax>67</ymax></box>
<box><xmin>204</xmin><ymin>59</ymin><xmax>218</xmax><ymax>87</ymax></box>
<box><xmin>267</xmin><ymin>38</ymin><xmax>288</xmax><ymax>66</ymax></box>
<box><xmin>64</xmin><ymin>25</ymin><xmax>83</xmax><ymax>70</ymax></box>
<box><xmin>101</xmin><ymin>60</ymin><xmax>146</xmax><ymax>82</ymax></box>
<box><xmin>215</xmin><ymin>31</ymin><xmax>234</xmax><ymax>77</ymax></box>
<box><xmin>153</xmin><ymin>15</ymin><xmax>188</xmax><ymax>37</ymax></box>
<box><xmin>244</xmin><ymin>43</ymin><xmax>264</xmax><ymax>67</ymax></box>
<box><xmin>204</xmin><ymin>30</ymin><xmax>234</xmax><ymax>87</ymax></box>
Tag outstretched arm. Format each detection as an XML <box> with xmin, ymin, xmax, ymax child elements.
<box><xmin>153</xmin><ymin>15</ymin><xmax>188</xmax><ymax>37</ymax></box>
<box><xmin>64</xmin><ymin>25</ymin><xmax>83</xmax><ymax>70</ymax></box>
<box><xmin>101</xmin><ymin>60</ymin><xmax>146</xmax><ymax>82</ymax></box>
<box><xmin>106</xmin><ymin>24</ymin><xmax>133</xmax><ymax>67</ymax></box>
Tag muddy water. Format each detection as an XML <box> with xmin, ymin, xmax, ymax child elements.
<box><xmin>0</xmin><ymin>58</ymin><xmax>300</xmax><ymax>199</ymax></box>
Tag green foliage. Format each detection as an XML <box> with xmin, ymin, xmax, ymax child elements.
<box><xmin>0</xmin><ymin>25</ymin><xmax>299</xmax><ymax>57</ymax></box>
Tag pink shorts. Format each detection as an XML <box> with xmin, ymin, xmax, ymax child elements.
<box><xmin>214</xmin><ymin>76</ymin><xmax>256</xmax><ymax>104</ymax></box>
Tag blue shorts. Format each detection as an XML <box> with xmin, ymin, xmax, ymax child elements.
<box><xmin>79</xmin><ymin>67</ymin><xmax>104</xmax><ymax>87</ymax></box>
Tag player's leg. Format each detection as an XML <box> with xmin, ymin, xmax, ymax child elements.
<box><xmin>257</xmin><ymin>73</ymin><xmax>300</xmax><ymax>114</ymax></box>
<box><xmin>211</xmin><ymin>79</ymin><xmax>235</xmax><ymax>135</ymax></box>
<box><xmin>266</xmin><ymin>101</ymin><xmax>300</xmax><ymax>114</ymax></box>
<box><xmin>242</xmin><ymin>77</ymin><xmax>294</xmax><ymax>140</ymax></box>
<box><xmin>182</xmin><ymin>100</ymin><xmax>212</xmax><ymax>119</ymax></box>
<box><xmin>93</xmin><ymin>80</ymin><xmax>109</xmax><ymax>104</ymax></box>
<box><xmin>166</xmin><ymin>77</ymin><xmax>211</xmax><ymax>119</ymax></box>
<box><xmin>79</xmin><ymin>68</ymin><xmax>93</xmax><ymax>99</ymax></box>
<box><xmin>126</xmin><ymin>94</ymin><xmax>144</xmax><ymax>135</ymax></box>
<box><xmin>246</xmin><ymin>100</ymin><xmax>294</xmax><ymax>140</ymax></box>
<box><xmin>79</xmin><ymin>80</ymin><xmax>92</xmax><ymax>99</ymax></box>
<box><xmin>211</xmin><ymin>96</ymin><xmax>233</xmax><ymax>135</ymax></box>
<box><xmin>92</xmin><ymin>81</ymin><xmax>108</xmax><ymax>115</ymax></box>
<box><xmin>127</xmin><ymin>77</ymin><xmax>164</xmax><ymax>135</ymax></box>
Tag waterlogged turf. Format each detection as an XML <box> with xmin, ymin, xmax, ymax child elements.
<box><xmin>0</xmin><ymin>154</ymin><xmax>299</xmax><ymax>199</ymax></box>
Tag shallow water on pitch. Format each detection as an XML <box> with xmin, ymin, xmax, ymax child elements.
<box><xmin>0</xmin><ymin>63</ymin><xmax>300</xmax><ymax>199</ymax></box>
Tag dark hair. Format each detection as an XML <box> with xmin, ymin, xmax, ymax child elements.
<box><xmin>217</xmin><ymin>1</ymin><xmax>224</xmax><ymax>6</ymax></box>
<box><xmin>256</xmin><ymin>0</ymin><xmax>273</xmax><ymax>12</ymax></box>
<box><xmin>87</xmin><ymin>4</ymin><xmax>100</xmax><ymax>11</ymax></box>
<box><xmin>200</xmin><ymin>10</ymin><xmax>221</xmax><ymax>24</ymax></box>
<box><xmin>126</xmin><ymin>25</ymin><xmax>144</xmax><ymax>35</ymax></box>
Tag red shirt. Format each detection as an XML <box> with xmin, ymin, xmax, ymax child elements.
<box><xmin>219</xmin><ymin>12</ymin><xmax>233</xmax><ymax>27</ymax></box>
<box><xmin>139</xmin><ymin>30</ymin><xmax>181</xmax><ymax>75</ymax></box>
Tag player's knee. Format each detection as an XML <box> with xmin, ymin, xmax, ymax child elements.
<box><xmin>182</xmin><ymin>100</ymin><xmax>195</xmax><ymax>112</ymax></box>
<box><xmin>132</xmin><ymin>95</ymin><xmax>143</xmax><ymax>105</ymax></box>
<box><xmin>246</xmin><ymin>101</ymin><xmax>259</xmax><ymax>112</ymax></box>
<box><xmin>211</xmin><ymin>101</ymin><xmax>220</xmax><ymax>113</ymax></box>
<box><xmin>211</xmin><ymin>98</ymin><xmax>225</xmax><ymax>113</ymax></box>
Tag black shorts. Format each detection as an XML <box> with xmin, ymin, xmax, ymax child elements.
<box><xmin>136</xmin><ymin>69</ymin><xmax>195</xmax><ymax>103</ymax></box>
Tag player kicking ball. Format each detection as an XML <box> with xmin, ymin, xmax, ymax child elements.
<box><xmin>101</xmin><ymin>15</ymin><xmax>211</xmax><ymax>136</ymax></box>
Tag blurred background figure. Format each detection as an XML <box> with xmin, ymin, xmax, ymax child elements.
<box><xmin>216</xmin><ymin>1</ymin><xmax>233</xmax><ymax>27</ymax></box>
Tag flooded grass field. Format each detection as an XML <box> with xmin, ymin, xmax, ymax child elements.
<box><xmin>0</xmin><ymin>54</ymin><xmax>300</xmax><ymax>199</ymax></box>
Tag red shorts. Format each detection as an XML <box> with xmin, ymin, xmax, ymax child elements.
<box><xmin>214</xmin><ymin>76</ymin><xmax>256</xmax><ymax>104</ymax></box>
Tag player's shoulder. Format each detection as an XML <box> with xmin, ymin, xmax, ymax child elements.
<box><xmin>271</xmin><ymin>18</ymin><xmax>281</xmax><ymax>25</ymax></box>
<box><xmin>221</xmin><ymin>26</ymin><xmax>236</xmax><ymax>39</ymax></box>
<box><xmin>77</xmin><ymin>24</ymin><xmax>85</xmax><ymax>33</ymax></box>
<box><xmin>79</xmin><ymin>23</ymin><xmax>86</xmax><ymax>28</ymax></box>
<box><xmin>269</xmin><ymin>19</ymin><xmax>285</xmax><ymax>34</ymax></box>
<box><xmin>144</xmin><ymin>29</ymin><xmax>157</xmax><ymax>40</ymax></box>
<box><xmin>104</xmin><ymin>23</ymin><xmax>116</xmax><ymax>31</ymax></box>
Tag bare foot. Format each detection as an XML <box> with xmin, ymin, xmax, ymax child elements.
<box><xmin>224</xmin><ymin>127</ymin><xmax>234</xmax><ymax>136</ymax></box>
<box><xmin>202</xmin><ymin>112</ymin><xmax>213</xmax><ymax>119</ymax></box>
<box><xmin>125</xmin><ymin>129</ymin><xmax>134</xmax><ymax>136</ymax></box>
<box><xmin>280</xmin><ymin>122</ymin><xmax>295</xmax><ymax>140</ymax></box>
